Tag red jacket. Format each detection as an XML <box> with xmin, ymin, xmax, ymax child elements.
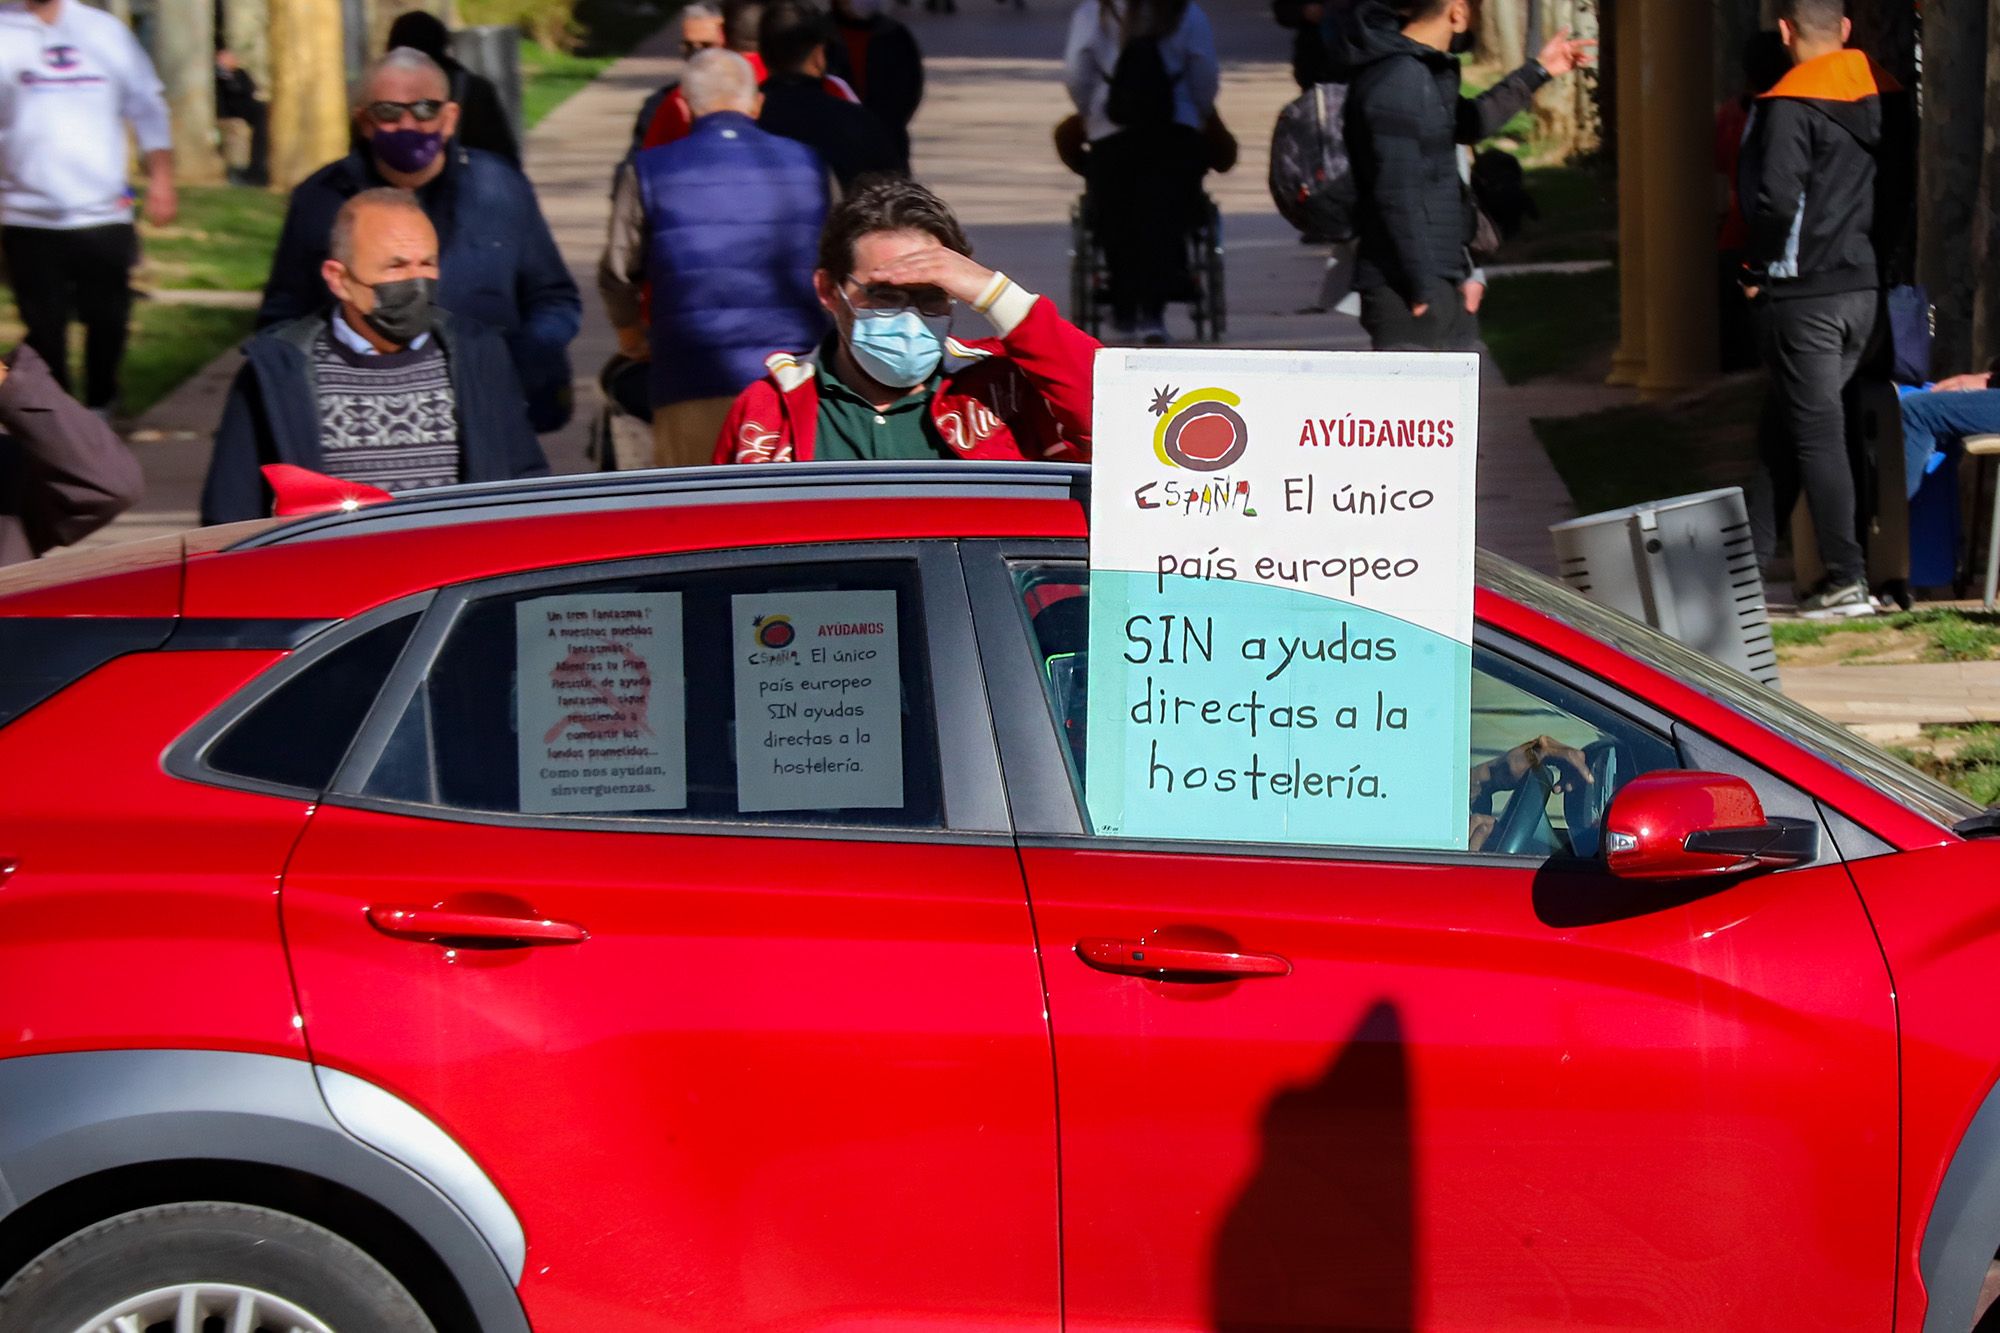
<box><xmin>715</xmin><ymin>291</ymin><xmax>1099</xmax><ymax>465</ymax></box>
<box><xmin>641</xmin><ymin>55</ymin><xmax>861</xmax><ymax>150</ymax></box>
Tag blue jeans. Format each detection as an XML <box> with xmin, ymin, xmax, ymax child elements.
<box><xmin>1901</xmin><ymin>386</ymin><xmax>2000</xmax><ymax>497</ymax></box>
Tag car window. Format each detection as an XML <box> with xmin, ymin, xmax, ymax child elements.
<box><xmin>361</xmin><ymin>560</ymin><xmax>942</xmax><ymax>829</ymax></box>
<box><xmin>206</xmin><ymin>613</ymin><xmax>420</xmax><ymax>792</ymax></box>
<box><xmin>1011</xmin><ymin>562</ymin><xmax>1677</xmax><ymax>858</ymax></box>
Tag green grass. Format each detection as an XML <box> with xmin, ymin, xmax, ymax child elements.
<box><xmin>1480</xmin><ymin>266</ymin><xmax>1619</xmax><ymax>385</ymax></box>
<box><xmin>1770</xmin><ymin>610</ymin><xmax>2000</xmax><ymax>662</ymax></box>
<box><xmin>1530</xmin><ymin>375</ymin><xmax>1761</xmax><ymax>516</ymax></box>
<box><xmin>121</xmin><ymin>303</ymin><xmax>256</xmax><ymax>416</ymax></box>
<box><xmin>1893</xmin><ymin>724</ymin><xmax>2000</xmax><ymax>806</ymax></box>
<box><xmin>520</xmin><ymin>40</ymin><xmax>618</xmax><ymax>130</ymax></box>
<box><xmin>136</xmin><ymin>185</ymin><xmax>287</xmax><ymax>292</ymax></box>
<box><xmin>1507</xmin><ymin>163</ymin><xmax>1617</xmax><ymax>266</ymax></box>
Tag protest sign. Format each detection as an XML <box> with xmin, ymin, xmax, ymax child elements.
<box><xmin>516</xmin><ymin>593</ymin><xmax>687</xmax><ymax>814</ymax></box>
<box><xmin>733</xmin><ymin>590</ymin><xmax>904</xmax><ymax>812</ymax></box>
<box><xmin>1086</xmin><ymin>349</ymin><xmax>1478</xmax><ymax>851</ymax></box>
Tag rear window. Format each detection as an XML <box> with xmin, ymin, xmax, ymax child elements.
<box><xmin>0</xmin><ymin>618</ymin><xmax>173</xmax><ymax>729</ymax></box>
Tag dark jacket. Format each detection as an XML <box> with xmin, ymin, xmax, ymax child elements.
<box><xmin>1330</xmin><ymin>0</ymin><xmax>1549</xmax><ymax>307</ymax></box>
<box><xmin>201</xmin><ymin>311</ymin><xmax>549</xmax><ymax>526</ymax></box>
<box><xmin>444</xmin><ymin>58</ymin><xmax>520</xmax><ymax>165</ymax></box>
<box><xmin>636</xmin><ymin>112</ymin><xmax>829</xmax><ymax>406</ymax></box>
<box><xmin>256</xmin><ymin>144</ymin><xmax>581</xmax><ymax>432</ymax></box>
<box><xmin>0</xmin><ymin>344</ymin><xmax>140</xmax><ymax>566</ymax></box>
<box><xmin>827</xmin><ymin>14</ymin><xmax>924</xmax><ymax>168</ymax></box>
<box><xmin>757</xmin><ymin>72</ymin><xmax>904</xmax><ymax>188</ymax></box>
<box><xmin>1739</xmin><ymin>50</ymin><xmax>1893</xmax><ymax>299</ymax></box>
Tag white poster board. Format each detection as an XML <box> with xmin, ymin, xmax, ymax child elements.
<box><xmin>1086</xmin><ymin>348</ymin><xmax>1479</xmax><ymax>851</ymax></box>
<box><xmin>733</xmin><ymin>589</ymin><xmax>904</xmax><ymax>812</ymax></box>
<box><xmin>516</xmin><ymin>593</ymin><xmax>687</xmax><ymax>814</ymax></box>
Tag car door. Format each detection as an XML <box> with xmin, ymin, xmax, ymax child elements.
<box><xmin>279</xmin><ymin>543</ymin><xmax>1058</xmax><ymax>1331</ymax></box>
<box><xmin>964</xmin><ymin>542</ymin><xmax>1898</xmax><ymax>1333</ymax></box>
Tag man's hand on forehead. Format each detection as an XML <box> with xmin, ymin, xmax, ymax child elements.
<box><xmin>861</xmin><ymin>245</ymin><xmax>996</xmax><ymax>306</ymax></box>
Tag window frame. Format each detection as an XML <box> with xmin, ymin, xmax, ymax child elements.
<box><xmin>320</xmin><ymin>541</ymin><xmax>1012</xmax><ymax>842</ymax></box>
<box><xmin>167</xmin><ymin>591</ymin><xmax>437</xmax><ymax>801</ymax></box>
<box><xmin>962</xmin><ymin>540</ymin><xmax>1709</xmax><ymax>866</ymax></box>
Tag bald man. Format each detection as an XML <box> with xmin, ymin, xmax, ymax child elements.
<box><xmin>601</xmin><ymin>49</ymin><xmax>829</xmax><ymax>467</ymax></box>
<box><xmin>203</xmin><ymin>188</ymin><xmax>548</xmax><ymax>524</ymax></box>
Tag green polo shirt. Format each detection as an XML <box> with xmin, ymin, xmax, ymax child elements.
<box><xmin>812</xmin><ymin>339</ymin><xmax>952</xmax><ymax>462</ymax></box>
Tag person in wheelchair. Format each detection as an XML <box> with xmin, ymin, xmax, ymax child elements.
<box><xmin>1063</xmin><ymin>0</ymin><xmax>1219</xmax><ymax>345</ymax></box>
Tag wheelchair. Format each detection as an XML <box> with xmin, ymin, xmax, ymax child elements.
<box><xmin>1067</xmin><ymin>193</ymin><xmax>1227</xmax><ymax>343</ymax></box>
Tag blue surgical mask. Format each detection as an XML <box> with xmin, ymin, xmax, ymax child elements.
<box><xmin>843</xmin><ymin>295</ymin><xmax>948</xmax><ymax>389</ymax></box>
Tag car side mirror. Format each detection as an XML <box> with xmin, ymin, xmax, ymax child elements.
<box><xmin>1601</xmin><ymin>771</ymin><xmax>1819</xmax><ymax>881</ymax></box>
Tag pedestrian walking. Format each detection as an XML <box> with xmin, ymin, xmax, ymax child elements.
<box><xmin>716</xmin><ymin>176</ymin><xmax>1098</xmax><ymax>464</ymax></box>
<box><xmin>1330</xmin><ymin>0</ymin><xmax>1590</xmax><ymax>353</ymax></box>
<box><xmin>601</xmin><ymin>50</ymin><xmax>830</xmax><ymax>468</ymax></box>
<box><xmin>215</xmin><ymin>47</ymin><xmax>271</xmax><ymax>187</ymax></box>
<box><xmin>385</xmin><ymin>11</ymin><xmax>520</xmax><ymax>166</ymax></box>
<box><xmin>757</xmin><ymin>1</ymin><xmax>904</xmax><ymax>188</ymax></box>
<box><xmin>256</xmin><ymin>48</ymin><xmax>581</xmax><ymax>434</ymax></box>
<box><xmin>1064</xmin><ymin>0</ymin><xmax>1220</xmax><ymax>345</ymax></box>
<box><xmin>0</xmin><ymin>342</ymin><xmax>140</xmax><ymax>566</ymax></box>
<box><xmin>0</xmin><ymin>0</ymin><xmax>176</xmax><ymax>418</ymax></box>
<box><xmin>828</xmin><ymin>0</ymin><xmax>925</xmax><ymax>169</ymax></box>
<box><xmin>1740</xmin><ymin>0</ymin><xmax>1896</xmax><ymax>618</ymax></box>
<box><xmin>627</xmin><ymin>3</ymin><xmax>728</xmax><ymax>161</ymax></box>
<box><xmin>203</xmin><ymin>189</ymin><xmax>547</xmax><ymax>525</ymax></box>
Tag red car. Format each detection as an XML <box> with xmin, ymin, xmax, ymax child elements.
<box><xmin>0</xmin><ymin>462</ymin><xmax>1995</xmax><ymax>1333</ymax></box>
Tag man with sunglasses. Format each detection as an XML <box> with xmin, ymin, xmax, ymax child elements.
<box><xmin>256</xmin><ymin>48</ymin><xmax>581</xmax><ymax>435</ymax></box>
<box><xmin>716</xmin><ymin>177</ymin><xmax>1098</xmax><ymax>465</ymax></box>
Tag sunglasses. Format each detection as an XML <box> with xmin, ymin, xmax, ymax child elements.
<box><xmin>844</xmin><ymin>280</ymin><xmax>952</xmax><ymax>319</ymax></box>
<box><xmin>365</xmin><ymin>99</ymin><xmax>446</xmax><ymax>126</ymax></box>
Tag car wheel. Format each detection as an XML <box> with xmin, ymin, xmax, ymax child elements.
<box><xmin>0</xmin><ymin>1200</ymin><xmax>437</xmax><ymax>1332</ymax></box>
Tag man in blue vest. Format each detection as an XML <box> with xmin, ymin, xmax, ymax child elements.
<box><xmin>600</xmin><ymin>49</ymin><xmax>830</xmax><ymax>467</ymax></box>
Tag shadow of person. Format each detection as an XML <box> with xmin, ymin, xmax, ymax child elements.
<box><xmin>1210</xmin><ymin>999</ymin><xmax>1415</xmax><ymax>1333</ymax></box>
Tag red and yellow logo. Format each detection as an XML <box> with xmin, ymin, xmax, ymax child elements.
<box><xmin>1151</xmin><ymin>385</ymin><xmax>1248</xmax><ymax>472</ymax></box>
<box><xmin>753</xmin><ymin>615</ymin><xmax>795</xmax><ymax>648</ymax></box>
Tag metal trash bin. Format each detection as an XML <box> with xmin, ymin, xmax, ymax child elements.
<box><xmin>452</xmin><ymin>24</ymin><xmax>524</xmax><ymax>144</ymax></box>
<box><xmin>1550</xmin><ymin>487</ymin><xmax>1781</xmax><ymax>688</ymax></box>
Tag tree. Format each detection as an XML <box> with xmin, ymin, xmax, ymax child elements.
<box><xmin>1479</xmin><ymin>0</ymin><xmax>1528</xmax><ymax>74</ymax></box>
<box><xmin>1916</xmin><ymin>0</ymin><xmax>1987</xmax><ymax>375</ymax></box>
<box><xmin>269</xmin><ymin>0</ymin><xmax>350</xmax><ymax>191</ymax></box>
<box><xmin>154</xmin><ymin>0</ymin><xmax>224</xmax><ymax>185</ymax></box>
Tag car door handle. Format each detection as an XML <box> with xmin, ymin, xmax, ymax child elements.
<box><xmin>366</xmin><ymin>906</ymin><xmax>588</xmax><ymax>947</ymax></box>
<box><xmin>1076</xmin><ymin>938</ymin><xmax>1291</xmax><ymax>981</ymax></box>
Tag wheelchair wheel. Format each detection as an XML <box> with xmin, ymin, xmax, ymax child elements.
<box><xmin>1068</xmin><ymin>198</ymin><xmax>1102</xmax><ymax>338</ymax></box>
<box><xmin>1204</xmin><ymin>202</ymin><xmax>1227</xmax><ymax>341</ymax></box>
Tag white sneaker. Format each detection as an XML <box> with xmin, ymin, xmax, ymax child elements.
<box><xmin>1799</xmin><ymin>579</ymin><xmax>1876</xmax><ymax>620</ymax></box>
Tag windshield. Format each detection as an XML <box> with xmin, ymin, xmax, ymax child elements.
<box><xmin>1478</xmin><ymin>552</ymin><xmax>1980</xmax><ymax>832</ymax></box>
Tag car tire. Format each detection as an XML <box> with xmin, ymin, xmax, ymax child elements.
<box><xmin>0</xmin><ymin>1200</ymin><xmax>437</xmax><ymax>1332</ymax></box>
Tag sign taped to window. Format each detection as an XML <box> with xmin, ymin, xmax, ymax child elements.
<box><xmin>733</xmin><ymin>590</ymin><xmax>903</xmax><ymax>813</ymax></box>
<box><xmin>1085</xmin><ymin>349</ymin><xmax>1478</xmax><ymax>851</ymax></box>
<box><xmin>515</xmin><ymin>593</ymin><xmax>687</xmax><ymax>814</ymax></box>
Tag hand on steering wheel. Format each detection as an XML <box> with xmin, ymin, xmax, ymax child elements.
<box><xmin>1470</xmin><ymin>736</ymin><xmax>1598</xmax><ymax>855</ymax></box>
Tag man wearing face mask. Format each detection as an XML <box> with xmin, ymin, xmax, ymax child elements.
<box><xmin>256</xmin><ymin>48</ymin><xmax>581</xmax><ymax>434</ymax></box>
<box><xmin>202</xmin><ymin>189</ymin><xmax>548</xmax><ymax>525</ymax></box>
<box><xmin>1331</xmin><ymin>0</ymin><xmax>1591</xmax><ymax>351</ymax></box>
<box><xmin>716</xmin><ymin>177</ymin><xmax>1098</xmax><ymax>465</ymax></box>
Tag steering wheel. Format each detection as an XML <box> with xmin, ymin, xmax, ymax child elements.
<box><xmin>1486</xmin><ymin>737</ymin><xmax>1627</xmax><ymax>859</ymax></box>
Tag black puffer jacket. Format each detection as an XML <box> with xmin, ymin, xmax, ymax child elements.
<box><xmin>1330</xmin><ymin>0</ymin><xmax>1549</xmax><ymax>307</ymax></box>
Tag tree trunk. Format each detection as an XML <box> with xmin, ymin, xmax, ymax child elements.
<box><xmin>1531</xmin><ymin>0</ymin><xmax>1602</xmax><ymax>160</ymax></box>
<box><xmin>1973</xmin><ymin>0</ymin><xmax>2000</xmax><ymax>368</ymax></box>
<box><xmin>269</xmin><ymin>0</ymin><xmax>349</xmax><ymax>191</ymax></box>
<box><xmin>1479</xmin><ymin>0</ymin><xmax>1529</xmax><ymax>72</ymax></box>
<box><xmin>1916</xmin><ymin>0</ymin><xmax>1989</xmax><ymax>376</ymax></box>
<box><xmin>154</xmin><ymin>0</ymin><xmax>224</xmax><ymax>185</ymax></box>
<box><xmin>224</xmin><ymin>0</ymin><xmax>273</xmax><ymax>96</ymax></box>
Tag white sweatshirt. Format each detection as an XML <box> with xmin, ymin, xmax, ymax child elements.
<box><xmin>0</xmin><ymin>0</ymin><xmax>171</xmax><ymax>229</ymax></box>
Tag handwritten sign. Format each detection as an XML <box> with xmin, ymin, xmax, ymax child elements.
<box><xmin>516</xmin><ymin>593</ymin><xmax>687</xmax><ymax>814</ymax></box>
<box><xmin>1086</xmin><ymin>349</ymin><xmax>1478</xmax><ymax>851</ymax></box>
<box><xmin>733</xmin><ymin>590</ymin><xmax>903</xmax><ymax>812</ymax></box>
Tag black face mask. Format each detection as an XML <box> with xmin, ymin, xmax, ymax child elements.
<box><xmin>1448</xmin><ymin>29</ymin><xmax>1477</xmax><ymax>55</ymax></box>
<box><xmin>353</xmin><ymin>275</ymin><xmax>437</xmax><ymax>346</ymax></box>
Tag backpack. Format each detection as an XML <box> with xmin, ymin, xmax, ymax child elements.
<box><xmin>1267</xmin><ymin>82</ymin><xmax>1356</xmax><ymax>240</ymax></box>
<box><xmin>1106</xmin><ymin>33</ymin><xmax>1178</xmax><ymax>130</ymax></box>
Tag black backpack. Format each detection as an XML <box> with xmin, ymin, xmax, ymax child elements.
<box><xmin>1106</xmin><ymin>33</ymin><xmax>1178</xmax><ymax>130</ymax></box>
<box><xmin>1267</xmin><ymin>82</ymin><xmax>1357</xmax><ymax>240</ymax></box>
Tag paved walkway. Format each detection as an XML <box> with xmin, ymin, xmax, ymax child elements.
<box><xmin>86</xmin><ymin>0</ymin><xmax>1583</xmax><ymax>572</ymax></box>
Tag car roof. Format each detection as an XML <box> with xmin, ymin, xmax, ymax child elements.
<box><xmin>228</xmin><ymin>462</ymin><xmax>1096</xmax><ymax>550</ymax></box>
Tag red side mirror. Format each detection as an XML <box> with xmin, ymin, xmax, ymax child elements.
<box><xmin>1602</xmin><ymin>771</ymin><xmax>1819</xmax><ymax>881</ymax></box>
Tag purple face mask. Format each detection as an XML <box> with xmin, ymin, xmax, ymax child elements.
<box><xmin>372</xmin><ymin>127</ymin><xmax>445</xmax><ymax>174</ymax></box>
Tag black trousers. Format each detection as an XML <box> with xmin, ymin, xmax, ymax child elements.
<box><xmin>1</xmin><ymin>223</ymin><xmax>137</xmax><ymax>410</ymax></box>
<box><xmin>1087</xmin><ymin>125</ymin><xmax>1205</xmax><ymax>324</ymax></box>
<box><xmin>1748</xmin><ymin>288</ymin><xmax>1878</xmax><ymax>588</ymax></box>
<box><xmin>1358</xmin><ymin>284</ymin><xmax>1480</xmax><ymax>352</ymax></box>
<box><xmin>223</xmin><ymin>102</ymin><xmax>271</xmax><ymax>185</ymax></box>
